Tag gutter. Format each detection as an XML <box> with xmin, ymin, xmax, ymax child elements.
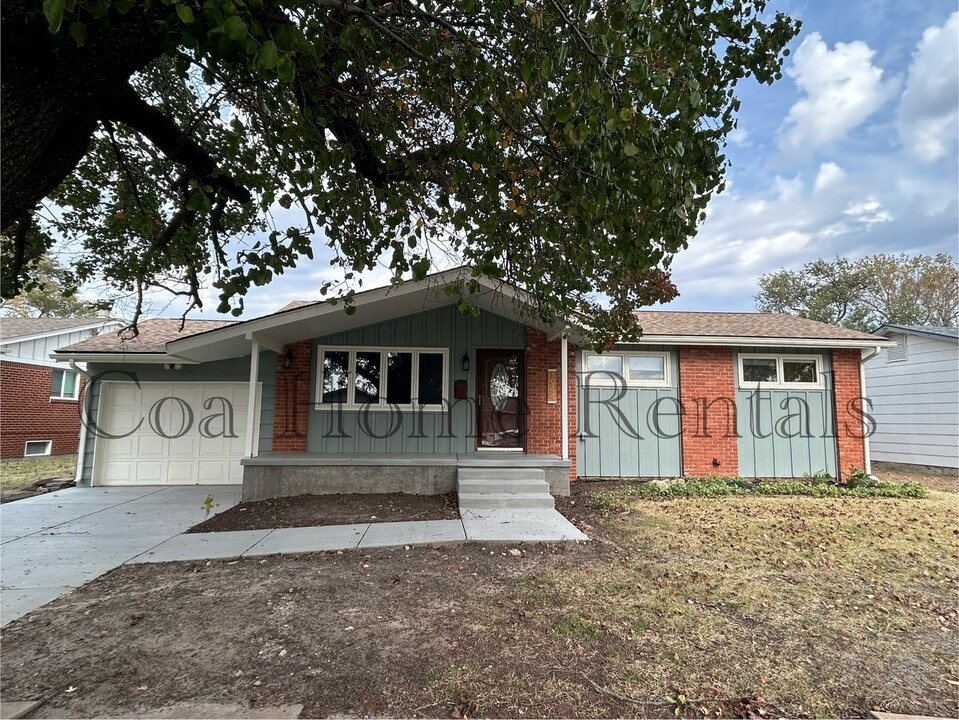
<box><xmin>860</xmin><ymin>345</ymin><xmax>882</xmax><ymax>477</ymax></box>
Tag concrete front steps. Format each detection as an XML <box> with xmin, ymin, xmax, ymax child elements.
<box><xmin>457</xmin><ymin>467</ymin><xmax>555</xmax><ymax>511</ymax></box>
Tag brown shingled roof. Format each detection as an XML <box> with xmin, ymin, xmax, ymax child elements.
<box><xmin>633</xmin><ymin>311</ymin><xmax>879</xmax><ymax>341</ymax></box>
<box><xmin>0</xmin><ymin>316</ymin><xmax>116</xmax><ymax>341</ymax></box>
<box><xmin>55</xmin><ymin>318</ymin><xmax>237</xmax><ymax>354</ymax></box>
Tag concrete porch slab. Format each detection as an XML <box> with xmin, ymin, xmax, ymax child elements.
<box><xmin>359</xmin><ymin>519</ymin><xmax>466</xmax><ymax>548</ymax></box>
<box><xmin>460</xmin><ymin>508</ymin><xmax>589</xmax><ymax>542</ymax></box>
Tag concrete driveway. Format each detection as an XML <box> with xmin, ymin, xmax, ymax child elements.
<box><xmin>1</xmin><ymin>485</ymin><xmax>240</xmax><ymax>626</ymax></box>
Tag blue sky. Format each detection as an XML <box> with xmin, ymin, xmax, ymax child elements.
<box><xmin>141</xmin><ymin>0</ymin><xmax>958</xmax><ymax>319</ymax></box>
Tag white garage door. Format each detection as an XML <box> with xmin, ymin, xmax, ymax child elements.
<box><xmin>93</xmin><ymin>381</ymin><xmax>259</xmax><ymax>485</ymax></box>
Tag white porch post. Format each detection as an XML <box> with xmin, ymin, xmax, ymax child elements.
<box><xmin>245</xmin><ymin>339</ymin><xmax>260</xmax><ymax>458</ymax></box>
<box><xmin>560</xmin><ymin>333</ymin><xmax>569</xmax><ymax>461</ymax></box>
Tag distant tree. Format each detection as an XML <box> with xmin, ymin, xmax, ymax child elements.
<box><xmin>755</xmin><ymin>253</ymin><xmax>958</xmax><ymax>331</ymax></box>
<box><xmin>0</xmin><ymin>255</ymin><xmax>107</xmax><ymax>318</ymax></box>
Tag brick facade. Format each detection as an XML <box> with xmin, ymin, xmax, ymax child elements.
<box><xmin>677</xmin><ymin>346</ymin><xmax>739</xmax><ymax>476</ymax></box>
<box><xmin>272</xmin><ymin>340</ymin><xmax>312</xmax><ymax>452</ymax></box>
<box><xmin>0</xmin><ymin>361</ymin><xmax>84</xmax><ymax>459</ymax></box>
<box><xmin>831</xmin><ymin>348</ymin><xmax>866</xmax><ymax>479</ymax></box>
<box><xmin>524</xmin><ymin>327</ymin><xmax>577</xmax><ymax>479</ymax></box>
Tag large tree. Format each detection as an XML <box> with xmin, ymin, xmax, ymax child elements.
<box><xmin>1</xmin><ymin>0</ymin><xmax>798</xmax><ymax>342</ymax></box>
<box><xmin>755</xmin><ymin>253</ymin><xmax>959</xmax><ymax>331</ymax></box>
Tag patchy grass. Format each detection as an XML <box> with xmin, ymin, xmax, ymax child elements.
<box><xmin>1</xmin><ymin>478</ymin><xmax>956</xmax><ymax>719</ymax></box>
<box><xmin>875</xmin><ymin>466</ymin><xmax>959</xmax><ymax>494</ymax></box>
<box><xmin>0</xmin><ymin>456</ymin><xmax>75</xmax><ymax>499</ymax></box>
<box><xmin>590</xmin><ymin>475</ymin><xmax>928</xmax><ymax>514</ymax></box>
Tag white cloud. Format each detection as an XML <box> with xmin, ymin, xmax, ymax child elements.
<box><xmin>779</xmin><ymin>33</ymin><xmax>897</xmax><ymax>152</ymax></box>
<box><xmin>898</xmin><ymin>12</ymin><xmax>959</xmax><ymax>162</ymax></box>
<box><xmin>814</xmin><ymin>162</ymin><xmax>846</xmax><ymax>192</ymax></box>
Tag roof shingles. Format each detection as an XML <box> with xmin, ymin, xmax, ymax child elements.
<box><xmin>55</xmin><ymin>318</ymin><xmax>237</xmax><ymax>354</ymax></box>
<box><xmin>0</xmin><ymin>317</ymin><xmax>117</xmax><ymax>342</ymax></box>
<box><xmin>633</xmin><ymin>311</ymin><xmax>881</xmax><ymax>342</ymax></box>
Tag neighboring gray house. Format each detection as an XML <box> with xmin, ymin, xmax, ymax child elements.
<box><xmin>865</xmin><ymin>325</ymin><xmax>959</xmax><ymax>471</ymax></box>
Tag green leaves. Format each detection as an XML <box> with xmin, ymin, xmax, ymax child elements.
<box><xmin>175</xmin><ymin>3</ymin><xmax>194</xmax><ymax>25</ymax></box>
<box><xmin>16</xmin><ymin>0</ymin><xmax>798</xmax><ymax>336</ymax></box>
<box><xmin>42</xmin><ymin>0</ymin><xmax>66</xmax><ymax>32</ymax></box>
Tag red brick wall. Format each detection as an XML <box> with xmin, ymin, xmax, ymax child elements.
<box><xmin>831</xmin><ymin>349</ymin><xmax>866</xmax><ymax>480</ymax></box>
<box><xmin>677</xmin><ymin>346</ymin><xmax>739</xmax><ymax>476</ymax></box>
<box><xmin>524</xmin><ymin>327</ymin><xmax>577</xmax><ymax>479</ymax></box>
<box><xmin>272</xmin><ymin>341</ymin><xmax>312</xmax><ymax>452</ymax></box>
<box><xmin>0</xmin><ymin>361</ymin><xmax>84</xmax><ymax>459</ymax></box>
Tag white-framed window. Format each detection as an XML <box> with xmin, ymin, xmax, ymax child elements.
<box><xmin>738</xmin><ymin>353</ymin><xmax>824</xmax><ymax>389</ymax></box>
<box><xmin>315</xmin><ymin>346</ymin><xmax>449</xmax><ymax>410</ymax></box>
<box><xmin>24</xmin><ymin>440</ymin><xmax>52</xmax><ymax>457</ymax></box>
<box><xmin>50</xmin><ymin>369</ymin><xmax>79</xmax><ymax>400</ymax></box>
<box><xmin>583</xmin><ymin>351</ymin><xmax>671</xmax><ymax>387</ymax></box>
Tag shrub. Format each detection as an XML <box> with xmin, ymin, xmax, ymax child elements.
<box><xmin>602</xmin><ymin>476</ymin><xmax>928</xmax><ymax>502</ymax></box>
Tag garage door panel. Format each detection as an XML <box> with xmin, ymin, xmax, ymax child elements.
<box><xmin>94</xmin><ymin>382</ymin><xmax>254</xmax><ymax>486</ymax></box>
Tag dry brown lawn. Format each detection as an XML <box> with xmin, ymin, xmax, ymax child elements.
<box><xmin>1</xmin><ymin>471</ymin><xmax>956</xmax><ymax>719</ymax></box>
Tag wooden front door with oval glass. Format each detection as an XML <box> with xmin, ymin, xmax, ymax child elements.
<box><xmin>476</xmin><ymin>349</ymin><xmax>525</xmax><ymax>450</ymax></box>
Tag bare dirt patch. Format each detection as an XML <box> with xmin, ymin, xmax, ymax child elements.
<box><xmin>875</xmin><ymin>466</ymin><xmax>959</xmax><ymax>494</ymax></box>
<box><xmin>2</xmin><ymin>481</ymin><xmax>956</xmax><ymax>719</ymax></box>
<box><xmin>188</xmin><ymin>492</ymin><xmax>459</xmax><ymax>533</ymax></box>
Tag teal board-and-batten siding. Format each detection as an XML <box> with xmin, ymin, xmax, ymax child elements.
<box><xmin>576</xmin><ymin>346</ymin><xmax>682</xmax><ymax>477</ymax></box>
<box><xmin>733</xmin><ymin>347</ymin><xmax>838</xmax><ymax>478</ymax></box>
<box><xmin>78</xmin><ymin>353</ymin><xmax>277</xmax><ymax>485</ymax></box>
<box><xmin>307</xmin><ymin>305</ymin><xmax>526</xmax><ymax>454</ymax></box>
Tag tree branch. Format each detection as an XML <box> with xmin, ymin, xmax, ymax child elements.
<box><xmin>105</xmin><ymin>84</ymin><xmax>252</xmax><ymax>204</ymax></box>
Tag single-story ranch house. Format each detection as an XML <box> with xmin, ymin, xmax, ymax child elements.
<box><xmin>52</xmin><ymin>270</ymin><xmax>891</xmax><ymax>499</ymax></box>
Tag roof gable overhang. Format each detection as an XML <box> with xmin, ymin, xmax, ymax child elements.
<box><xmin>0</xmin><ymin>320</ymin><xmax>124</xmax><ymax>346</ymax></box>
<box><xmin>873</xmin><ymin>324</ymin><xmax>959</xmax><ymax>344</ymax></box>
<box><xmin>164</xmin><ymin>269</ymin><xmax>568</xmax><ymax>362</ymax></box>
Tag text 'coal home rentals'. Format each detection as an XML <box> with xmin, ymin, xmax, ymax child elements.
<box><xmin>53</xmin><ymin>270</ymin><xmax>891</xmax><ymax>501</ymax></box>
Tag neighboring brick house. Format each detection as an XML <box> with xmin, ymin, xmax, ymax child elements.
<box><xmin>52</xmin><ymin>270</ymin><xmax>890</xmax><ymax>496</ymax></box>
<box><xmin>0</xmin><ymin>317</ymin><xmax>122</xmax><ymax>459</ymax></box>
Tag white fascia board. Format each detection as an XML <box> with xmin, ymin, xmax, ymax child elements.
<box><xmin>2</xmin><ymin>320</ymin><xmax>124</xmax><ymax>345</ymax></box>
<box><xmin>49</xmin><ymin>353</ymin><xmax>200</xmax><ymax>364</ymax></box>
<box><xmin>615</xmin><ymin>335</ymin><xmax>896</xmax><ymax>349</ymax></box>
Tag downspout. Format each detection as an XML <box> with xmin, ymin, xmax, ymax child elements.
<box><xmin>860</xmin><ymin>345</ymin><xmax>881</xmax><ymax>477</ymax></box>
<box><xmin>560</xmin><ymin>333</ymin><xmax>569</xmax><ymax>461</ymax></box>
<box><xmin>69</xmin><ymin>360</ymin><xmax>90</xmax><ymax>485</ymax></box>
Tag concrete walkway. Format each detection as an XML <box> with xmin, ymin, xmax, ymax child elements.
<box><xmin>131</xmin><ymin>507</ymin><xmax>588</xmax><ymax>563</ymax></box>
<box><xmin>1</xmin><ymin>485</ymin><xmax>240</xmax><ymax>626</ymax></box>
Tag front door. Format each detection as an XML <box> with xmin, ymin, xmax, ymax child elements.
<box><xmin>476</xmin><ymin>349</ymin><xmax>525</xmax><ymax>450</ymax></box>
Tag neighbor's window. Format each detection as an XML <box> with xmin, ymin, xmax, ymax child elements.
<box><xmin>50</xmin><ymin>369</ymin><xmax>79</xmax><ymax>400</ymax></box>
<box><xmin>584</xmin><ymin>352</ymin><xmax>670</xmax><ymax>387</ymax></box>
<box><xmin>24</xmin><ymin>440</ymin><xmax>52</xmax><ymax>457</ymax></box>
<box><xmin>317</xmin><ymin>347</ymin><xmax>447</xmax><ymax>409</ymax></box>
<box><xmin>739</xmin><ymin>354</ymin><xmax>823</xmax><ymax>389</ymax></box>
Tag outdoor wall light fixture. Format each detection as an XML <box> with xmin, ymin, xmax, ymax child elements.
<box><xmin>282</xmin><ymin>347</ymin><xmax>294</xmax><ymax>368</ymax></box>
<box><xmin>461</xmin><ymin>353</ymin><xmax>470</xmax><ymax>372</ymax></box>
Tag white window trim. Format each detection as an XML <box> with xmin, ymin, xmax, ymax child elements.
<box><xmin>314</xmin><ymin>346</ymin><xmax>449</xmax><ymax>412</ymax></box>
<box><xmin>24</xmin><ymin>440</ymin><xmax>52</xmax><ymax>457</ymax></box>
<box><xmin>50</xmin><ymin>368</ymin><xmax>79</xmax><ymax>401</ymax></box>
<box><xmin>583</xmin><ymin>351</ymin><xmax>671</xmax><ymax>388</ymax></box>
<box><xmin>738</xmin><ymin>353</ymin><xmax>825</xmax><ymax>390</ymax></box>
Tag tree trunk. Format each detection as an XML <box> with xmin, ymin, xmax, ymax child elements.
<box><xmin>0</xmin><ymin>0</ymin><xmax>163</xmax><ymax>229</ymax></box>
